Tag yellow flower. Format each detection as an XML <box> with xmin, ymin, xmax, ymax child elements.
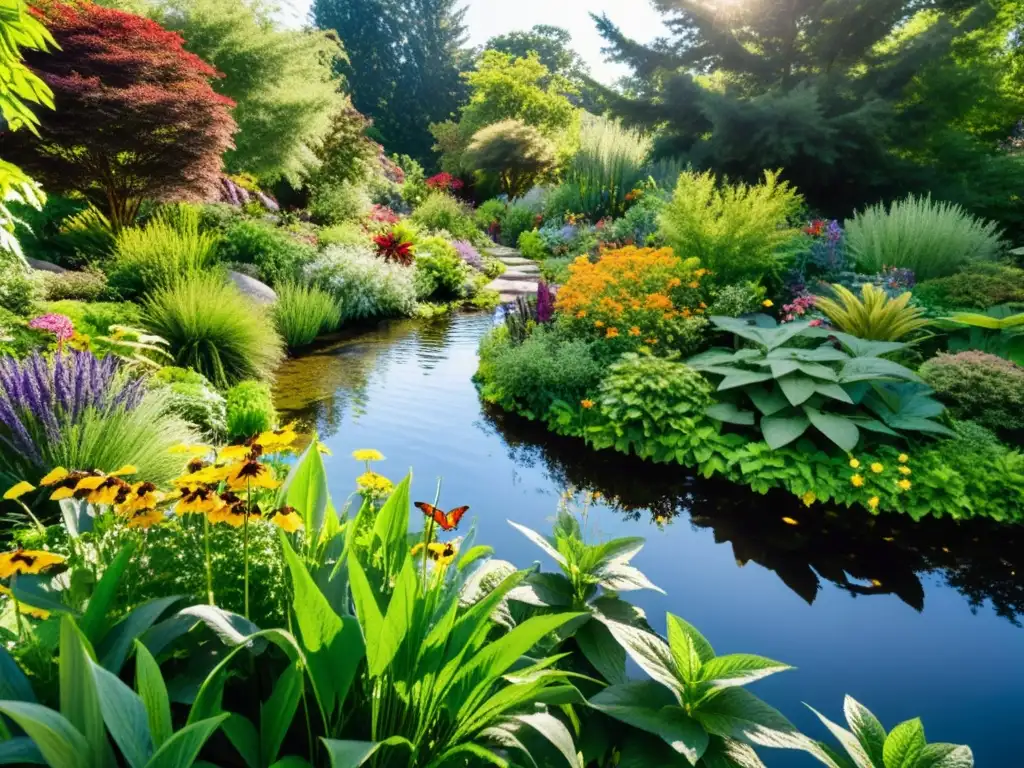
<box><xmin>867</xmin><ymin>496</ymin><xmax>880</xmax><ymax>510</ymax></box>
<box><xmin>208</xmin><ymin>502</ymin><xmax>260</xmax><ymax>528</ymax></box>
<box><xmin>411</xmin><ymin>541</ymin><xmax>457</xmax><ymax>567</ymax></box>
<box><xmin>39</xmin><ymin>467</ymin><xmax>69</xmax><ymax>486</ymax></box>
<box><xmin>175</xmin><ymin>464</ymin><xmax>231</xmax><ymax>487</ymax></box>
<box><xmin>352</xmin><ymin>449</ymin><xmax>385</xmax><ymax>462</ymax></box>
<box><xmin>762</xmin><ymin>300</ymin><xmax>774</xmax><ymax>308</ymax></box>
<box><xmin>667</xmin><ymin>277</ymin><xmax>682</xmax><ymax>288</ymax></box>
<box><xmin>268</xmin><ymin>506</ymin><xmax>304</xmax><ymax>533</ymax></box>
<box><xmin>897</xmin><ymin>479</ymin><xmax>912</xmax><ymax>491</ymax></box>
<box><xmin>0</xmin><ymin>548</ymin><xmax>65</xmax><ymax>579</ymax></box>
<box><xmin>125</xmin><ymin>508</ymin><xmax>164</xmax><ymax>530</ymax></box>
<box><xmin>169</xmin><ymin>443</ymin><xmax>212</xmax><ymax>456</ymax></box>
<box><xmin>644</xmin><ymin>337</ymin><xmax>658</xmax><ymax>345</ymax></box>
<box><xmin>800</xmin><ymin>491</ymin><xmax>816</xmax><ymax>507</ymax></box>
<box><xmin>357</xmin><ymin>471</ymin><xmax>394</xmax><ymax>498</ymax></box>
<box><xmin>581</xmin><ymin>399</ymin><xmax>595</xmax><ymax>409</ymax></box>
<box><xmin>176</xmin><ymin>487</ymin><xmax>224</xmax><ymax>516</ymax></box>
<box><xmin>0</xmin><ymin>585</ymin><xmax>50</xmax><ymax>619</ymax></box>
<box><xmin>110</xmin><ymin>465</ymin><xmax>138</xmax><ymax>477</ymax></box>
<box><xmin>782</xmin><ymin>516</ymin><xmax>798</xmax><ymax>526</ymax></box>
<box><xmin>628</xmin><ymin>326</ymin><xmax>641</xmax><ymax>336</ymax></box>
<box><xmin>218</xmin><ymin>444</ymin><xmax>253</xmax><ymax>462</ymax></box>
<box><xmin>225</xmin><ymin>460</ymin><xmax>279</xmax><ymax>491</ymax></box>
<box><xmin>688</xmin><ymin>281</ymin><xmax>700</xmax><ymax>289</ymax></box>
<box><xmin>575</xmin><ymin>310</ymin><xmax>587</xmax><ymax>319</ymax></box>
<box><xmin>256</xmin><ymin>423</ymin><xmax>299</xmax><ymax>453</ymax></box>
<box><xmin>594</xmin><ymin>320</ymin><xmax>605</xmax><ymax>328</ymax></box>
<box><xmin>4</xmin><ymin>481</ymin><xmax>35</xmax><ymax>500</ymax></box>
<box><xmin>849</xmin><ymin>458</ymin><xmax>860</xmax><ymax>469</ymax></box>
<box><xmin>898</xmin><ymin>453</ymin><xmax>909</xmax><ymax>463</ymax></box>
<box><xmin>116</xmin><ymin>482</ymin><xmax>163</xmax><ymax>515</ymax></box>
<box><xmin>898</xmin><ymin>466</ymin><xmax>912</xmax><ymax>476</ymax></box>
<box><xmin>850</xmin><ymin>474</ymin><xmax>864</xmax><ymax>488</ymax></box>
<box><xmin>317</xmin><ymin>442</ymin><xmax>333</xmax><ymax>456</ymax></box>
<box><xmin>870</xmin><ymin>463</ymin><xmax>884</xmax><ymax>474</ymax></box>
<box><xmin>606</xmin><ymin>327</ymin><xmax>620</xmax><ymax>339</ymax></box>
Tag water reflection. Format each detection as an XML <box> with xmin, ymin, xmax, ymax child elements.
<box><xmin>484</xmin><ymin>405</ymin><xmax>1024</xmax><ymax>624</ymax></box>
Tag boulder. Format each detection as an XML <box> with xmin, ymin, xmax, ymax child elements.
<box><xmin>228</xmin><ymin>270</ymin><xmax>277</xmax><ymax>304</ymax></box>
<box><xmin>26</xmin><ymin>257</ymin><xmax>67</xmax><ymax>274</ymax></box>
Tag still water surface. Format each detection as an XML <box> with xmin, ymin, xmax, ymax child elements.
<box><xmin>274</xmin><ymin>313</ymin><xmax>1024</xmax><ymax>767</ymax></box>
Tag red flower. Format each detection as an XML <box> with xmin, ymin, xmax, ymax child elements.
<box><xmin>804</xmin><ymin>219</ymin><xmax>826</xmax><ymax>237</ymax></box>
<box><xmin>373</xmin><ymin>233</ymin><xmax>414</xmax><ymax>266</ymax></box>
<box><xmin>426</xmin><ymin>172</ymin><xmax>463</xmax><ymax>192</ymax></box>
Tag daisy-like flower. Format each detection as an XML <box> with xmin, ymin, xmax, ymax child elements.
<box><xmin>411</xmin><ymin>541</ymin><xmax>458</xmax><ymax>567</ymax></box>
<box><xmin>898</xmin><ymin>466</ymin><xmax>912</xmax><ymax>476</ymax></box>
<box><xmin>175</xmin><ymin>464</ymin><xmax>232</xmax><ymax>487</ymax></box>
<box><xmin>0</xmin><ymin>548</ymin><xmax>65</xmax><ymax>578</ymax></box>
<box><xmin>208</xmin><ymin>493</ymin><xmax>260</xmax><ymax>527</ymax></box>
<box><xmin>897</xmin><ymin>479</ymin><xmax>912</xmax><ymax>491</ymax></box>
<box><xmin>352</xmin><ymin>449</ymin><xmax>385</xmax><ymax>462</ymax></box>
<box><xmin>898</xmin><ymin>453</ymin><xmax>909</xmax><ymax>463</ymax></box>
<box><xmin>117</xmin><ymin>482</ymin><xmax>163</xmax><ymax>515</ymax></box>
<box><xmin>39</xmin><ymin>467</ymin><xmax>69</xmax><ymax>486</ymax></box>
<box><xmin>256</xmin><ymin>423</ymin><xmax>299</xmax><ymax>454</ymax></box>
<box><xmin>4</xmin><ymin>481</ymin><xmax>35</xmax><ymax>500</ymax></box>
<box><xmin>870</xmin><ymin>463</ymin><xmax>884</xmax><ymax>474</ymax></box>
<box><xmin>267</xmin><ymin>506</ymin><xmax>303</xmax><ymax>533</ymax></box>
<box><xmin>0</xmin><ymin>585</ymin><xmax>50</xmax><ymax>619</ymax></box>
<box><xmin>850</xmin><ymin>474</ymin><xmax>865</xmax><ymax>488</ymax></box>
<box><xmin>74</xmin><ymin>474</ymin><xmax>131</xmax><ymax>506</ymax></box>
<box><xmin>357</xmin><ymin>471</ymin><xmax>394</xmax><ymax>498</ymax></box>
<box><xmin>225</xmin><ymin>460</ymin><xmax>278</xmax><ymax>491</ymax></box>
<box><xmin>867</xmin><ymin>496</ymin><xmax>880</xmax><ymax>510</ymax></box>
<box><xmin>849</xmin><ymin>458</ymin><xmax>860</xmax><ymax>469</ymax></box>
<box><xmin>176</xmin><ymin>487</ymin><xmax>225</xmax><ymax>516</ymax></box>
<box><xmin>606</xmin><ymin>327</ymin><xmax>620</xmax><ymax>339</ymax></box>
<box><xmin>218</xmin><ymin>444</ymin><xmax>254</xmax><ymax>462</ymax></box>
<box><xmin>125</xmin><ymin>508</ymin><xmax>164</xmax><ymax>530</ymax></box>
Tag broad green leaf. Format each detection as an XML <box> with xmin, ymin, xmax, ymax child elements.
<box><xmin>321</xmin><ymin>736</ymin><xmax>414</xmax><ymax>768</ymax></box>
<box><xmin>815</xmin><ymin>382</ymin><xmax>855</xmax><ymax>404</ymax></box>
<box><xmin>0</xmin><ymin>736</ymin><xmax>45</xmax><ymax>764</ymax></box>
<box><xmin>80</xmin><ymin>543</ymin><xmax>136</xmax><ymax>647</ymax></box>
<box><xmin>276</xmin><ymin>439</ymin><xmax>330</xmax><ymax>535</ymax></box>
<box><xmin>882</xmin><ymin>719</ymin><xmax>926</xmax><ymax>768</ymax></box>
<box><xmin>667</xmin><ymin>624</ymin><xmax>702</xmax><ymax>684</ymax></box>
<box><xmin>507</xmin><ymin>573</ymin><xmax>574</xmax><ymax>608</ymax></box>
<box><xmin>666</xmin><ymin>615</ymin><xmax>715</xmax><ymax>664</ymax></box>
<box><xmin>427</xmin><ymin>742</ymin><xmax>509</xmax><ymax>768</ymax></box>
<box><xmin>99</xmin><ymin>596</ymin><xmax>182</xmax><ymax>672</ymax></box>
<box><xmin>90</xmin><ymin>662</ymin><xmax>153</xmax><ymax>768</ymax></box>
<box><xmin>918</xmin><ymin>743</ymin><xmax>974</xmax><ymax>768</ymax></box>
<box><xmin>59</xmin><ymin>616</ymin><xmax>115</xmax><ymax>768</ymax></box>
<box><xmin>371</xmin><ymin>473</ymin><xmax>411</xmax><ymax>564</ymax></box>
<box><xmin>222</xmin><ymin>714</ymin><xmax>259</xmax><ymax>768</ymax></box>
<box><xmin>769</xmin><ymin>360</ymin><xmax>800</xmax><ymax>378</ymax></box>
<box><xmin>699</xmin><ymin>736</ymin><xmax>768</xmax><ymax>768</ymax></box>
<box><xmin>508</xmin><ymin>520</ymin><xmax>567</xmax><ymax>566</ymax></box>
<box><xmin>345</xmin><ymin>551</ymin><xmax>384</xmax><ymax>671</ymax></box>
<box><xmin>761</xmin><ymin>413</ymin><xmax>810</xmax><ymax>449</ymax></box>
<box><xmin>698</xmin><ymin>654</ymin><xmax>792</xmax><ymax>689</ymax></box>
<box><xmin>804</xmin><ymin>408</ymin><xmax>860</xmax><ymax>452</ymax></box>
<box><xmin>839</xmin><ymin>358</ymin><xmax>921</xmax><ymax>384</ymax></box>
<box><xmin>596</xmin><ymin>562</ymin><xmax>665</xmax><ymax>594</ymax></box>
<box><xmin>261</xmin><ymin>662</ymin><xmax>304</xmax><ymax>767</ymax></box>
<box><xmin>0</xmin><ymin>702</ymin><xmax>89</xmax><ymax>768</ymax></box>
<box><xmin>369</xmin><ymin>556</ymin><xmax>417</xmax><ymax>677</ymax></box>
<box><xmin>269</xmin><ymin>759</ymin><xmax>316</xmax><ymax>768</ymax></box>
<box><xmin>513</xmin><ymin>711</ymin><xmax>581</xmax><ymax>768</ymax></box>
<box><xmin>778</xmin><ymin>375</ymin><xmax>816</xmax><ymax>406</ymax></box>
<box><xmin>805</xmin><ymin>705</ymin><xmax>873</xmax><ymax>768</ymax></box>
<box><xmin>745</xmin><ymin>386</ymin><xmax>789</xmax><ymax>416</ymax></box>
<box><xmin>144</xmin><ymin>714</ymin><xmax>229</xmax><ymax>768</ymax></box>
<box><xmin>796</xmin><ymin>362</ymin><xmax>838</xmax><ymax>381</ymax></box>
<box><xmin>719</xmin><ymin>370</ymin><xmax>774</xmax><ymax>391</ymax></box>
<box><xmin>282</xmin><ymin>536</ymin><xmax>363</xmax><ymax>718</ymax></box>
<box><xmin>843</xmin><ymin>697</ymin><xmax>886</xmax><ymax>766</ymax></box>
<box><xmin>705</xmin><ymin>403</ymin><xmax>756</xmax><ymax>426</ymax></box>
<box><xmin>575</xmin><ymin>619</ymin><xmax>626</xmax><ymax>685</ymax></box>
<box><xmin>174</xmin><ymin>605</ymin><xmax>263</xmax><ymax>651</ymax></box>
<box><xmin>0</xmin><ymin>644</ymin><xmax>35</xmax><ymax>702</ymax></box>
<box><xmin>602</xmin><ymin>620</ymin><xmax>683</xmax><ymax>701</ymax></box>
<box><xmin>694</xmin><ymin>688</ymin><xmax>809</xmax><ymax>751</ymax></box>
<box><xmin>134</xmin><ymin>642</ymin><xmax>172</xmax><ymax>751</ymax></box>
<box><xmin>590</xmin><ymin>685</ymin><xmax>708</xmax><ymax>765</ymax></box>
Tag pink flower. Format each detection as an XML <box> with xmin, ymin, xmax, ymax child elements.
<box><xmin>29</xmin><ymin>313</ymin><xmax>74</xmax><ymax>342</ymax></box>
<box><xmin>809</xmin><ymin>319</ymin><xmax>823</xmax><ymax>327</ymax></box>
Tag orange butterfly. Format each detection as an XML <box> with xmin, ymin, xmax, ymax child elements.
<box><xmin>415</xmin><ymin>502</ymin><xmax>469</xmax><ymax>531</ymax></box>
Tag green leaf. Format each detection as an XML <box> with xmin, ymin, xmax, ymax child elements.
<box><xmin>222</xmin><ymin>714</ymin><xmax>259</xmax><ymax>768</ymax></box>
<box><xmin>596</xmin><ymin>561</ymin><xmax>664</xmax><ymax>594</ymax></box>
<box><xmin>369</xmin><ymin>556</ymin><xmax>417</xmax><ymax>677</ymax></box>
<box><xmin>769</xmin><ymin>360</ymin><xmax>800</xmax><ymax>378</ymax></box>
<box><xmin>805</xmin><ymin>705</ymin><xmax>872</xmax><ymax>768</ymax></box>
<box><xmin>371</xmin><ymin>473</ymin><xmax>411</xmax><ymax>565</ymax></box>
<box><xmin>59</xmin><ymin>616</ymin><xmax>115</xmax><ymax>768</ymax></box>
<box><xmin>918</xmin><ymin>744</ymin><xmax>974</xmax><ymax>768</ymax></box>
<box><xmin>796</xmin><ymin>362</ymin><xmax>838</xmax><ymax>381</ymax></box>
<box><xmin>513</xmin><ymin>711</ymin><xmax>581</xmax><ymax>768</ymax></box>
<box><xmin>719</xmin><ymin>370</ymin><xmax>774</xmax><ymax>391</ymax></box>
<box><xmin>575</xmin><ymin>619</ymin><xmax>627</xmax><ymax>685</ymax></box>
<box><xmin>282</xmin><ymin>535</ymin><xmax>363</xmax><ymax>719</ymax></box>
<box><xmin>804</xmin><ymin>408</ymin><xmax>860</xmax><ymax>452</ymax></box>
<box><xmin>99</xmin><ymin>596</ymin><xmax>182</xmax><ymax>673</ymax></box>
<box><xmin>882</xmin><ymin>719</ymin><xmax>926</xmax><ymax>768</ymax></box>
<box><xmin>276</xmin><ymin>439</ymin><xmax>330</xmax><ymax>535</ymax></box>
<box><xmin>694</xmin><ymin>688</ymin><xmax>809</xmax><ymax>751</ymax></box>
<box><xmin>601</xmin><ymin>620</ymin><xmax>683</xmax><ymax>700</ymax></box>
<box><xmin>843</xmin><ymin>697</ymin><xmax>886</xmax><ymax>767</ymax></box>
<box><xmin>698</xmin><ymin>654</ymin><xmax>792</xmax><ymax>689</ymax></box>
<box><xmin>269</xmin><ymin>759</ymin><xmax>315</xmax><ymax>768</ymax></box>
<box><xmin>260</xmin><ymin>662</ymin><xmax>304</xmax><ymax>767</ymax></box>
<box><xmin>666</xmin><ymin>622</ymin><xmax>702</xmax><ymax>684</ymax></box>
<box><xmin>590</xmin><ymin>685</ymin><xmax>708</xmax><ymax>765</ymax></box>
<box><xmin>144</xmin><ymin>715</ymin><xmax>229</xmax><ymax>768</ymax></box>
<box><xmin>508</xmin><ymin>520</ymin><xmax>567</xmax><ymax>566</ymax></box>
<box><xmin>0</xmin><ymin>736</ymin><xmax>46</xmax><ymax>765</ymax></box>
<box><xmin>321</xmin><ymin>736</ymin><xmax>414</xmax><ymax>768</ymax></box>
<box><xmin>745</xmin><ymin>386</ymin><xmax>789</xmax><ymax>416</ymax></box>
<box><xmin>0</xmin><ymin>702</ymin><xmax>89</xmax><ymax>768</ymax></box>
<box><xmin>507</xmin><ymin>573</ymin><xmax>574</xmax><ymax>608</ymax></box>
<box><xmin>666</xmin><ymin>615</ymin><xmax>715</xmax><ymax>664</ymax></box>
<box><xmin>815</xmin><ymin>382</ymin><xmax>855</xmax><ymax>404</ymax></box>
<box><xmin>90</xmin><ymin>661</ymin><xmax>153</xmax><ymax>768</ymax></box>
<box><xmin>134</xmin><ymin>642</ymin><xmax>172</xmax><ymax>752</ymax></box>
<box><xmin>778</xmin><ymin>375</ymin><xmax>817</xmax><ymax>406</ymax></box>
<box><xmin>0</xmin><ymin>644</ymin><xmax>36</xmax><ymax>703</ymax></box>
<box><xmin>761</xmin><ymin>413</ymin><xmax>810</xmax><ymax>449</ymax></box>
<box><xmin>699</xmin><ymin>737</ymin><xmax>768</xmax><ymax>768</ymax></box>
<box><xmin>80</xmin><ymin>543</ymin><xmax>136</xmax><ymax>647</ymax></box>
<box><xmin>345</xmin><ymin>551</ymin><xmax>384</xmax><ymax>672</ymax></box>
<box><xmin>705</xmin><ymin>403</ymin><xmax>756</xmax><ymax>426</ymax></box>
<box><xmin>839</xmin><ymin>358</ymin><xmax>921</xmax><ymax>384</ymax></box>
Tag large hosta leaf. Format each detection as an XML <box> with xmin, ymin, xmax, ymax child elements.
<box><xmin>778</xmin><ymin>375</ymin><xmax>817</xmax><ymax>406</ymax></box>
<box><xmin>760</xmin><ymin>413</ymin><xmax>810</xmax><ymax>449</ymax></box>
<box><xmin>804</xmin><ymin>408</ymin><xmax>860</xmax><ymax>452</ymax></box>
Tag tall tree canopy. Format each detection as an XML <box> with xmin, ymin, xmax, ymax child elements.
<box><xmin>595</xmin><ymin>0</ymin><xmax>1024</xmax><ymax>226</ymax></box>
<box><xmin>147</xmin><ymin>0</ymin><xmax>347</xmax><ymax>185</ymax></box>
<box><xmin>312</xmin><ymin>0</ymin><xmax>469</xmax><ymax>164</ymax></box>
<box><xmin>3</xmin><ymin>1</ymin><xmax>236</xmax><ymax>230</ymax></box>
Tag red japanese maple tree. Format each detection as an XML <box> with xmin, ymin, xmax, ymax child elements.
<box><xmin>4</xmin><ymin>1</ymin><xmax>236</xmax><ymax>230</ymax></box>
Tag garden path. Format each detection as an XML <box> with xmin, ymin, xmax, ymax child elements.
<box><xmin>483</xmin><ymin>246</ymin><xmax>540</xmax><ymax>302</ymax></box>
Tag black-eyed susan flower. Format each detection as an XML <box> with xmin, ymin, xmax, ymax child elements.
<box><xmin>219</xmin><ymin>444</ymin><xmax>255</xmax><ymax>462</ymax></box>
<box><xmin>125</xmin><ymin>508</ymin><xmax>164</xmax><ymax>530</ymax></box>
<box><xmin>175</xmin><ymin>464</ymin><xmax>231</xmax><ymax>487</ymax></box>
<box><xmin>411</xmin><ymin>541</ymin><xmax>457</xmax><ymax>567</ymax></box>
<box><xmin>117</xmin><ymin>482</ymin><xmax>163</xmax><ymax>515</ymax></box>
<box><xmin>225</xmin><ymin>460</ymin><xmax>278</xmax><ymax>491</ymax></box>
<box><xmin>0</xmin><ymin>548</ymin><xmax>65</xmax><ymax>578</ymax></box>
<box><xmin>176</xmin><ymin>487</ymin><xmax>225</xmax><ymax>516</ymax></box>
<box><xmin>4</xmin><ymin>481</ymin><xmax>35</xmax><ymax>500</ymax></box>
<box><xmin>74</xmin><ymin>474</ymin><xmax>132</xmax><ymax>506</ymax></box>
<box><xmin>209</xmin><ymin>497</ymin><xmax>261</xmax><ymax>528</ymax></box>
<box><xmin>256</xmin><ymin>423</ymin><xmax>299</xmax><ymax>454</ymax></box>
<box><xmin>267</xmin><ymin>506</ymin><xmax>303</xmax><ymax>533</ymax></box>
<box><xmin>39</xmin><ymin>467</ymin><xmax>69</xmax><ymax>486</ymax></box>
<box><xmin>352</xmin><ymin>449</ymin><xmax>384</xmax><ymax>462</ymax></box>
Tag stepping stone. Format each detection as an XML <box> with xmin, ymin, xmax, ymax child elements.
<box><xmin>484</xmin><ymin>246</ymin><xmax>520</xmax><ymax>259</ymax></box>
<box><xmin>499</xmin><ymin>256</ymin><xmax>537</xmax><ymax>267</ymax></box>
<box><xmin>500</xmin><ymin>270</ymin><xmax>541</xmax><ymax>283</ymax></box>
<box><xmin>488</xmin><ymin>278</ymin><xmax>538</xmax><ymax>303</ymax></box>
<box><xmin>483</xmin><ymin>247</ymin><xmax>541</xmax><ymax>301</ymax></box>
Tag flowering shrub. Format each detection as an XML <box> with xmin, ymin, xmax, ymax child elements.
<box><xmin>425</xmin><ymin>172</ymin><xmax>464</xmax><ymax>192</ymax></box>
<box><xmin>452</xmin><ymin>240</ymin><xmax>483</xmax><ymax>271</ymax></box>
<box><xmin>28</xmin><ymin>313</ymin><xmax>74</xmax><ymax>344</ymax></box>
<box><xmin>368</xmin><ymin>204</ymin><xmax>400</xmax><ymax>227</ymax></box>
<box><xmin>781</xmin><ymin>293</ymin><xmax>818</xmax><ymax>323</ymax></box>
<box><xmin>920</xmin><ymin>351</ymin><xmax>1024</xmax><ymax>435</ymax></box>
<box><xmin>306</xmin><ymin>245</ymin><xmax>417</xmax><ymax>322</ymax></box>
<box><xmin>372</xmin><ymin>232</ymin><xmax>415</xmax><ymax>266</ymax></box>
<box><xmin>554</xmin><ymin>246</ymin><xmax>709</xmax><ymax>354</ymax></box>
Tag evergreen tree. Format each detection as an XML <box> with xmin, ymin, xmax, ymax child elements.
<box><xmin>594</xmin><ymin>0</ymin><xmax>1022</xmax><ymax>223</ymax></box>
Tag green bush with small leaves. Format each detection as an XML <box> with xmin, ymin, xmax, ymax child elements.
<box><xmin>410</xmin><ymin>192</ymin><xmax>477</xmax><ymax>240</ymax></box>
<box><xmin>308</xmin><ymin>179</ymin><xmax>371</xmax><ymax>225</ymax></box>
<box><xmin>151</xmin><ymin>366</ymin><xmax>227</xmax><ymax>439</ymax></box>
<box><xmin>39</xmin><ymin>267</ymin><xmax>107</xmax><ymax>302</ymax></box>
<box><xmin>517</xmin><ymin>229</ymin><xmax>549</xmax><ymax>260</ymax></box>
<box><xmin>499</xmin><ymin>203</ymin><xmax>538</xmax><ymax>247</ymax></box>
<box><xmin>913</xmin><ymin>262</ymin><xmax>1024</xmax><ymax>310</ymax></box>
<box><xmin>225</xmin><ymin>379</ymin><xmax>277</xmax><ymax>440</ymax></box>
<box><xmin>413</xmin><ymin>237</ymin><xmax>470</xmax><ymax>301</ymax></box>
<box><xmin>920</xmin><ymin>351</ymin><xmax>1024</xmax><ymax>435</ymax></box>
<box><xmin>219</xmin><ymin>219</ymin><xmax>317</xmax><ymax>287</ymax></box>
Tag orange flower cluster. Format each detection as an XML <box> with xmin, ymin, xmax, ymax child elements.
<box><xmin>555</xmin><ymin>247</ymin><xmax>709</xmax><ymax>352</ymax></box>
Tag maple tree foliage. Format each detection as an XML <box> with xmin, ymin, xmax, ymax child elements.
<box><xmin>3</xmin><ymin>1</ymin><xmax>236</xmax><ymax>230</ymax></box>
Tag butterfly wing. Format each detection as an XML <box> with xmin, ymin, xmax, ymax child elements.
<box><xmin>415</xmin><ymin>501</ymin><xmax>453</xmax><ymax>530</ymax></box>
<box><xmin>445</xmin><ymin>506</ymin><xmax>469</xmax><ymax>530</ymax></box>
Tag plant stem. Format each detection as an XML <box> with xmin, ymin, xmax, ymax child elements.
<box><xmin>204</xmin><ymin>514</ymin><xmax>214</xmax><ymax>605</ymax></box>
<box><xmin>11</xmin><ymin>594</ymin><xmax>24</xmax><ymax>641</ymax></box>
<box><xmin>244</xmin><ymin>479</ymin><xmax>251</xmax><ymax>620</ymax></box>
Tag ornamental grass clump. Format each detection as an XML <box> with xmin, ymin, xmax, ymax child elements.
<box><xmin>306</xmin><ymin>245</ymin><xmax>417</xmax><ymax>322</ymax></box>
<box><xmin>273</xmin><ymin>281</ymin><xmax>342</xmax><ymax>351</ymax></box>
<box><xmin>143</xmin><ymin>272</ymin><xmax>285</xmax><ymax>388</ymax></box>
<box><xmin>554</xmin><ymin>245</ymin><xmax>709</xmax><ymax>354</ymax></box>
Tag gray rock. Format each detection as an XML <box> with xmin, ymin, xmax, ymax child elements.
<box><xmin>228</xmin><ymin>270</ymin><xmax>277</xmax><ymax>304</ymax></box>
<box><xmin>26</xmin><ymin>257</ymin><xmax>67</xmax><ymax>274</ymax></box>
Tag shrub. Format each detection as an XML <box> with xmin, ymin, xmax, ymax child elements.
<box><xmin>219</xmin><ymin>219</ymin><xmax>317</xmax><ymax>287</ymax></box>
<box><xmin>598</xmin><ymin>190</ymin><xmax>666</xmax><ymax>247</ymax></box>
<box><xmin>318</xmin><ymin>222</ymin><xmax>369</xmax><ymax>249</ymax></box>
<box><xmin>474</xmin><ymin>198</ymin><xmax>506</xmax><ymax>233</ymax></box>
<box><xmin>540</xmin><ymin>256</ymin><xmax>573</xmax><ymax>284</ymax></box>
<box><xmin>554</xmin><ymin>246</ymin><xmax>709</xmax><ymax>354</ymax></box>
<box><xmin>105</xmin><ymin>206</ymin><xmax>220</xmax><ymax>299</ymax></box>
<box><xmin>499</xmin><ymin>202</ymin><xmax>539</xmax><ymax>247</ymax></box>
<box><xmin>452</xmin><ymin>240</ymin><xmax>483</xmax><ymax>271</ymax></box>
<box><xmin>563</xmin><ymin>117</ymin><xmax>652</xmax><ymax>219</ymax></box>
<box><xmin>814</xmin><ymin>283</ymin><xmax>929</xmax><ymax>341</ymax></box>
<box><xmin>414</xmin><ymin>238</ymin><xmax>470</xmax><ymax>300</ymax></box>
<box><xmin>0</xmin><ymin>351</ymin><xmax>196</xmax><ymax>486</ymax></box>
<box><xmin>477</xmin><ymin>326</ymin><xmax>604</xmax><ymax>419</ymax></box>
<box><xmin>410</xmin><ymin>192</ymin><xmax>477</xmax><ymax>240</ymax></box>
<box><xmin>308</xmin><ymin>179</ymin><xmax>371</xmax><ymax>225</ymax></box>
<box><xmin>151</xmin><ymin>365</ymin><xmax>227</xmax><ymax>439</ymax></box>
<box><xmin>846</xmin><ymin>194</ymin><xmax>1005</xmax><ymax>281</ymax></box>
<box><xmin>39</xmin><ymin>268</ymin><xmax>107</xmax><ymax>302</ymax></box>
<box><xmin>143</xmin><ymin>273</ymin><xmax>285</xmax><ymax>388</ymax></box>
<box><xmin>225</xmin><ymin>379</ymin><xmax>277</xmax><ymax>439</ymax></box>
<box><xmin>517</xmin><ymin>229</ymin><xmax>549</xmax><ymax>260</ymax></box>
<box><xmin>372</xmin><ymin>232</ymin><xmax>415</xmax><ymax>266</ymax></box>
<box><xmin>0</xmin><ymin>255</ymin><xmax>42</xmax><ymax>315</ymax></box>
<box><xmin>483</xmin><ymin>256</ymin><xmax>507</xmax><ymax>279</ymax></box>
<box><xmin>305</xmin><ymin>245</ymin><xmax>417</xmax><ymax>322</ymax></box>
<box><xmin>708</xmin><ymin>282</ymin><xmax>766</xmax><ymax>317</ymax></box>
<box><xmin>273</xmin><ymin>281</ymin><xmax>342</xmax><ymax>351</ymax></box>
<box><xmin>659</xmin><ymin>169</ymin><xmax>805</xmax><ymax>284</ymax></box>
<box><xmin>920</xmin><ymin>351</ymin><xmax>1024</xmax><ymax>435</ymax></box>
<box><xmin>40</xmin><ymin>300</ymin><xmax>143</xmax><ymax>340</ymax></box>
<box><xmin>463</xmin><ymin>119</ymin><xmax>557</xmax><ymax>198</ymax></box>
<box><xmin>913</xmin><ymin>262</ymin><xmax>1024</xmax><ymax>310</ymax></box>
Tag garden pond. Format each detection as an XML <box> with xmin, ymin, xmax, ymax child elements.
<box><xmin>273</xmin><ymin>312</ymin><xmax>1024</xmax><ymax>767</ymax></box>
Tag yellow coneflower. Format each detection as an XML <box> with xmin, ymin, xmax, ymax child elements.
<box><xmin>176</xmin><ymin>487</ymin><xmax>224</xmax><ymax>516</ymax></box>
<box><xmin>411</xmin><ymin>541</ymin><xmax>457</xmax><ymax>567</ymax></box>
<box><xmin>225</xmin><ymin>460</ymin><xmax>278</xmax><ymax>491</ymax></box>
<box><xmin>0</xmin><ymin>548</ymin><xmax>65</xmax><ymax>578</ymax></box>
<box><xmin>3</xmin><ymin>481</ymin><xmax>35</xmax><ymax>500</ymax></box>
<box><xmin>351</xmin><ymin>449</ymin><xmax>384</xmax><ymax>462</ymax></box>
<box><xmin>256</xmin><ymin>423</ymin><xmax>299</xmax><ymax>453</ymax></box>
<box><xmin>39</xmin><ymin>467</ymin><xmax>69</xmax><ymax>486</ymax></box>
<box><xmin>175</xmin><ymin>464</ymin><xmax>231</xmax><ymax>487</ymax></box>
<box><xmin>125</xmin><ymin>508</ymin><xmax>164</xmax><ymax>530</ymax></box>
<box><xmin>267</xmin><ymin>506</ymin><xmax>303</xmax><ymax>533</ymax></box>
<box><xmin>218</xmin><ymin>444</ymin><xmax>254</xmax><ymax>462</ymax></box>
<box><xmin>117</xmin><ymin>482</ymin><xmax>163</xmax><ymax>515</ymax></box>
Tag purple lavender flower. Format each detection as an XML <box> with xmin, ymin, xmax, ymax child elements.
<box><xmin>536</xmin><ymin>280</ymin><xmax>554</xmax><ymax>324</ymax></box>
<box><xmin>453</xmin><ymin>240</ymin><xmax>483</xmax><ymax>271</ymax></box>
<box><xmin>0</xmin><ymin>351</ymin><xmax>140</xmax><ymax>468</ymax></box>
